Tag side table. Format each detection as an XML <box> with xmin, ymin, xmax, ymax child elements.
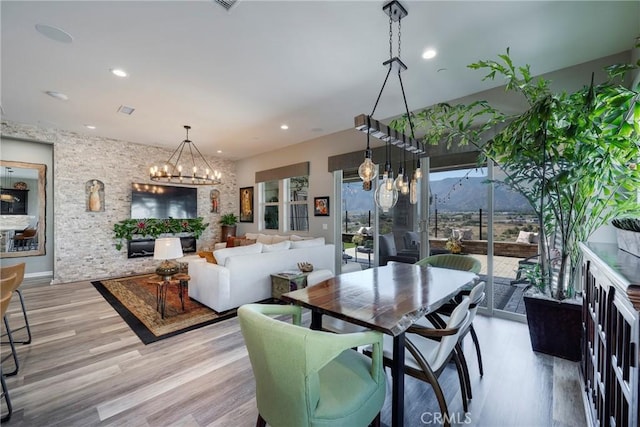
<box><xmin>270</xmin><ymin>271</ymin><xmax>310</xmax><ymax>300</ymax></box>
<box><xmin>146</xmin><ymin>273</ymin><xmax>190</xmax><ymax>319</ymax></box>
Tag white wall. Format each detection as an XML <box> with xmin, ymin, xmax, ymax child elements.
<box><xmin>235</xmin><ymin>128</ymin><xmax>365</xmax><ymax>242</ymax></box>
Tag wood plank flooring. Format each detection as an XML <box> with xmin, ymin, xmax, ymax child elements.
<box><xmin>2</xmin><ymin>277</ymin><xmax>587</xmax><ymax>426</ymax></box>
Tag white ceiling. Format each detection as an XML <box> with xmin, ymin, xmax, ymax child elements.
<box><xmin>1</xmin><ymin>1</ymin><xmax>639</xmax><ymax>160</ymax></box>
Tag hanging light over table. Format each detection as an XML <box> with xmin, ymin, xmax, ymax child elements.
<box><xmin>354</xmin><ymin>0</ymin><xmax>422</xmax><ymax>209</ymax></box>
<box><xmin>150</xmin><ymin>125</ymin><xmax>222</xmax><ymax>185</ymax></box>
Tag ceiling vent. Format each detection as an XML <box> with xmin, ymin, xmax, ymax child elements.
<box><xmin>117</xmin><ymin>105</ymin><xmax>135</xmax><ymax>115</ymax></box>
<box><xmin>213</xmin><ymin>0</ymin><xmax>239</xmax><ymax>11</ymax></box>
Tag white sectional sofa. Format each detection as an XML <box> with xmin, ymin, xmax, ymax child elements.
<box><xmin>188</xmin><ymin>237</ymin><xmax>335</xmax><ymax>312</ymax></box>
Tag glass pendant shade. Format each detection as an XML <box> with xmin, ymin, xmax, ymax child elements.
<box><xmin>394</xmin><ymin>172</ymin><xmax>404</xmax><ymax>191</ymax></box>
<box><xmin>375</xmin><ymin>180</ymin><xmax>398</xmax><ymax>212</ymax></box>
<box><xmin>358</xmin><ymin>150</ymin><xmax>378</xmax><ymax>182</ymax></box>
<box><xmin>401</xmin><ymin>175</ymin><xmax>410</xmax><ymax>195</ymax></box>
<box><xmin>385</xmin><ymin>170</ymin><xmax>394</xmax><ymax>191</ymax></box>
<box><xmin>409</xmin><ymin>176</ymin><xmax>418</xmax><ymax>204</ymax></box>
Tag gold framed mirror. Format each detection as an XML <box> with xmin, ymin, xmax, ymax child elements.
<box><xmin>0</xmin><ymin>160</ymin><xmax>46</xmax><ymax>257</ymax></box>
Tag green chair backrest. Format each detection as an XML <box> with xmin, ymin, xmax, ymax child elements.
<box><xmin>238</xmin><ymin>303</ymin><xmax>384</xmax><ymax>427</ymax></box>
<box><xmin>415</xmin><ymin>254</ymin><xmax>481</xmax><ymax>273</ymax></box>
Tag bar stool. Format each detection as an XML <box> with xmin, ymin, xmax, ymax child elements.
<box><xmin>0</xmin><ymin>263</ymin><xmax>31</xmax><ymax>345</ymax></box>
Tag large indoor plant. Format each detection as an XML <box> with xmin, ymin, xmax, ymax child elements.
<box><xmin>392</xmin><ymin>49</ymin><xmax>639</xmax><ymax>359</ymax></box>
<box><xmin>219</xmin><ymin>213</ymin><xmax>239</xmax><ymax>242</ymax></box>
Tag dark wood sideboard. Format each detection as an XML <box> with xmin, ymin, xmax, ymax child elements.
<box><xmin>581</xmin><ymin>242</ymin><xmax>640</xmax><ymax>427</ymax></box>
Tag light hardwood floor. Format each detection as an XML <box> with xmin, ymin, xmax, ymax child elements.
<box><xmin>2</xmin><ymin>277</ymin><xmax>587</xmax><ymax>426</ymax></box>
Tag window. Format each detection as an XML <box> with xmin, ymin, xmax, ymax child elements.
<box><xmin>259</xmin><ymin>176</ymin><xmax>309</xmax><ymax>232</ymax></box>
<box><xmin>263</xmin><ymin>180</ymin><xmax>279</xmax><ymax>230</ymax></box>
<box><xmin>287</xmin><ymin>176</ymin><xmax>308</xmax><ymax>232</ymax></box>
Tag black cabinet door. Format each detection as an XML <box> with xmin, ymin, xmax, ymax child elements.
<box><xmin>0</xmin><ymin>188</ymin><xmax>28</xmax><ymax>214</ymax></box>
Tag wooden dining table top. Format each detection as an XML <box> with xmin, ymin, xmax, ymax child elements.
<box><xmin>281</xmin><ymin>262</ymin><xmax>479</xmax><ymax>336</ymax></box>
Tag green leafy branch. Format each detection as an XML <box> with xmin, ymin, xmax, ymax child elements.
<box><xmin>113</xmin><ymin>217</ymin><xmax>209</xmax><ymax>251</ymax></box>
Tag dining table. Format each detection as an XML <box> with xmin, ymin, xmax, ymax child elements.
<box><xmin>281</xmin><ymin>262</ymin><xmax>479</xmax><ymax>427</ymax></box>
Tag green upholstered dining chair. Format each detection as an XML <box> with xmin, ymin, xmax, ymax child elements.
<box><xmin>238</xmin><ymin>304</ymin><xmax>386</xmax><ymax>427</ymax></box>
<box><xmin>415</xmin><ymin>254</ymin><xmax>481</xmax><ymax>274</ymax></box>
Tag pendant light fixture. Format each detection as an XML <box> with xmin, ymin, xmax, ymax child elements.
<box><xmin>150</xmin><ymin>125</ymin><xmax>222</xmax><ymax>185</ymax></box>
<box><xmin>357</xmin><ymin>116</ymin><xmax>379</xmax><ymax>186</ymax></box>
<box><xmin>354</xmin><ymin>0</ymin><xmax>421</xmax><ymax>211</ymax></box>
<box><xmin>0</xmin><ymin>167</ymin><xmax>18</xmax><ymax>203</ymax></box>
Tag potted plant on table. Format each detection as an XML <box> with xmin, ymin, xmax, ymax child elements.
<box><xmin>392</xmin><ymin>48</ymin><xmax>640</xmax><ymax>360</ymax></box>
<box><xmin>219</xmin><ymin>213</ymin><xmax>239</xmax><ymax>242</ymax></box>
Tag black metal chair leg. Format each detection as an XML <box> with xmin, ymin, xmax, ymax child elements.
<box><xmin>470</xmin><ymin>325</ymin><xmax>483</xmax><ymax>377</ymax></box>
<box><xmin>453</xmin><ymin>349</ymin><xmax>469</xmax><ymax>412</ymax></box>
<box><xmin>1</xmin><ymin>366</ymin><xmax>12</xmax><ymax>423</ymax></box>
<box><xmin>2</xmin><ymin>316</ymin><xmax>19</xmax><ymax>376</ymax></box>
<box><xmin>13</xmin><ymin>289</ymin><xmax>32</xmax><ymax>345</ymax></box>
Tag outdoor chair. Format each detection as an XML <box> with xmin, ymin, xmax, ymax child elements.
<box><xmin>379</xmin><ymin>233</ymin><xmax>418</xmax><ymax>266</ymax></box>
<box><xmin>238</xmin><ymin>303</ymin><xmax>386</xmax><ymax>427</ymax></box>
<box><xmin>415</xmin><ymin>254</ymin><xmax>481</xmax><ymax>274</ymax></box>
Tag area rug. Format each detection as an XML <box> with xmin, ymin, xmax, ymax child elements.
<box><xmin>92</xmin><ymin>274</ymin><xmax>236</xmax><ymax>344</ymax></box>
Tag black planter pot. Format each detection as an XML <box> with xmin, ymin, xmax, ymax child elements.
<box><xmin>523</xmin><ymin>295</ymin><xmax>582</xmax><ymax>361</ymax></box>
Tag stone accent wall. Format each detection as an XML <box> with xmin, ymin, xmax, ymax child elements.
<box><xmin>2</xmin><ymin>121</ymin><xmax>236</xmax><ymax>283</ymax></box>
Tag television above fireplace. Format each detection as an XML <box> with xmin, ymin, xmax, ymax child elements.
<box><xmin>131</xmin><ymin>183</ymin><xmax>197</xmax><ymax>219</ymax></box>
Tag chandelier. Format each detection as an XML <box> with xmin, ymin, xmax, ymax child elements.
<box><xmin>150</xmin><ymin>125</ymin><xmax>222</xmax><ymax>185</ymax></box>
<box><xmin>355</xmin><ymin>0</ymin><xmax>423</xmax><ymax>209</ymax></box>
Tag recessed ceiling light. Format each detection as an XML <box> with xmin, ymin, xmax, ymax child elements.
<box><xmin>84</xmin><ymin>125</ymin><xmax>96</xmax><ymax>130</ymax></box>
<box><xmin>45</xmin><ymin>91</ymin><xmax>69</xmax><ymax>101</ymax></box>
<box><xmin>280</xmin><ymin>124</ymin><xmax>289</xmax><ymax>130</ymax></box>
<box><xmin>117</xmin><ymin>105</ymin><xmax>135</xmax><ymax>115</ymax></box>
<box><xmin>35</xmin><ymin>24</ymin><xmax>73</xmax><ymax>43</ymax></box>
<box><xmin>110</xmin><ymin>68</ymin><xmax>128</xmax><ymax>78</ymax></box>
<box><xmin>422</xmin><ymin>49</ymin><xmax>437</xmax><ymax>60</ymax></box>
<box><xmin>217</xmin><ymin>150</ymin><xmax>222</xmax><ymax>154</ymax></box>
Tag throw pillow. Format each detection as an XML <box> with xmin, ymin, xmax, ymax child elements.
<box><xmin>516</xmin><ymin>231</ymin><xmax>532</xmax><ymax>244</ymax></box>
<box><xmin>227</xmin><ymin>236</ymin><xmax>257</xmax><ymax>247</ymax></box>
<box><xmin>262</xmin><ymin>240</ymin><xmax>291</xmax><ymax>252</ymax></box>
<box><xmin>198</xmin><ymin>251</ymin><xmax>217</xmax><ymax>264</ymax></box>
<box><xmin>290</xmin><ymin>237</ymin><xmax>325</xmax><ymax>249</ymax></box>
<box><xmin>245</xmin><ymin>232</ymin><xmax>259</xmax><ymax>240</ymax></box>
<box><xmin>214</xmin><ymin>242</ymin><xmax>264</xmax><ymax>266</ymax></box>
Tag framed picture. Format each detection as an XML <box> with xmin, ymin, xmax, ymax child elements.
<box><xmin>314</xmin><ymin>196</ymin><xmax>329</xmax><ymax>216</ymax></box>
<box><xmin>239</xmin><ymin>186</ymin><xmax>254</xmax><ymax>222</ymax></box>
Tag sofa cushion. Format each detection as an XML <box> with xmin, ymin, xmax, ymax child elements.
<box><xmin>290</xmin><ymin>237</ymin><xmax>325</xmax><ymax>249</ymax></box>
<box><xmin>271</xmin><ymin>235</ymin><xmax>290</xmax><ymax>244</ymax></box>
<box><xmin>256</xmin><ymin>234</ymin><xmax>274</xmax><ymax>245</ymax></box>
<box><xmin>245</xmin><ymin>232</ymin><xmax>259</xmax><ymax>240</ymax></box>
<box><xmin>214</xmin><ymin>242</ymin><xmax>264</xmax><ymax>266</ymax></box>
<box><xmin>262</xmin><ymin>240</ymin><xmax>292</xmax><ymax>252</ymax></box>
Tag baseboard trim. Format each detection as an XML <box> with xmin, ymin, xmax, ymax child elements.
<box><xmin>25</xmin><ymin>271</ymin><xmax>53</xmax><ymax>279</ymax></box>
